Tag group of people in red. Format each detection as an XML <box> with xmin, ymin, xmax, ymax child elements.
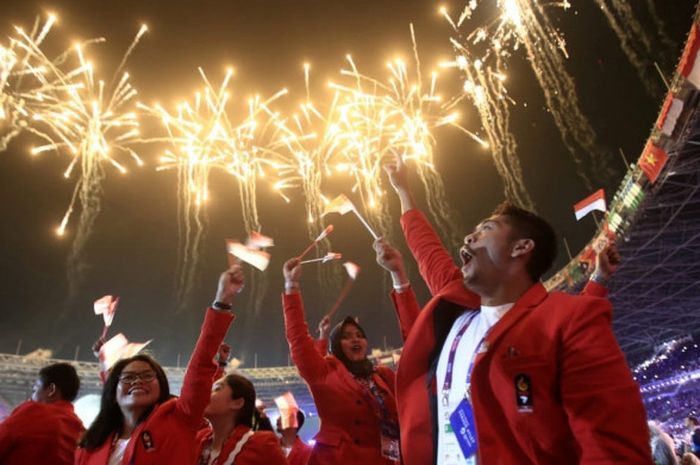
<box><xmin>1</xmin><ymin>155</ymin><xmax>654</xmax><ymax>465</ymax></box>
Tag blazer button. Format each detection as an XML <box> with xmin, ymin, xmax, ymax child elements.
<box><xmin>356</xmin><ymin>399</ymin><xmax>362</xmax><ymax>405</ymax></box>
<box><xmin>354</xmin><ymin>419</ymin><xmax>360</xmax><ymax>425</ymax></box>
<box><xmin>354</xmin><ymin>439</ymin><xmax>360</xmax><ymax>445</ymax></box>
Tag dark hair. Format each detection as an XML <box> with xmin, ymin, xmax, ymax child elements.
<box><xmin>329</xmin><ymin>316</ymin><xmax>374</xmax><ymax>378</ymax></box>
<box><xmin>492</xmin><ymin>202</ymin><xmax>558</xmax><ymax>281</ymax></box>
<box><xmin>688</xmin><ymin>416</ymin><xmax>699</xmax><ymax>426</ymax></box>
<box><xmin>224</xmin><ymin>374</ymin><xmax>256</xmax><ymax>428</ymax></box>
<box><xmin>80</xmin><ymin>354</ymin><xmax>170</xmax><ymax>450</ymax></box>
<box><xmin>296</xmin><ymin>410</ymin><xmax>305</xmax><ymax>431</ymax></box>
<box><xmin>38</xmin><ymin>362</ymin><xmax>80</xmax><ymax>402</ymax></box>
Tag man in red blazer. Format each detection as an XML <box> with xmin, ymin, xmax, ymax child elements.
<box><xmin>379</xmin><ymin>156</ymin><xmax>651</xmax><ymax>465</ymax></box>
<box><xmin>0</xmin><ymin>362</ymin><xmax>84</xmax><ymax>465</ymax></box>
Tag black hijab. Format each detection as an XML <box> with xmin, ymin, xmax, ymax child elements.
<box><xmin>329</xmin><ymin>316</ymin><xmax>375</xmax><ymax>378</ymax></box>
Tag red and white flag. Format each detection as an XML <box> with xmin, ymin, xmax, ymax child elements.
<box><xmin>574</xmin><ymin>189</ymin><xmax>606</xmax><ymax>221</ymax></box>
<box><xmin>314</xmin><ymin>224</ymin><xmax>334</xmax><ymax>242</ymax></box>
<box><xmin>226</xmin><ymin>239</ymin><xmax>271</xmax><ymax>271</ymax></box>
<box><xmin>322</xmin><ymin>194</ymin><xmax>354</xmax><ymax>216</ymax></box>
<box><xmin>274</xmin><ymin>391</ymin><xmax>300</xmax><ymax>429</ymax></box>
<box><xmin>343</xmin><ymin>261</ymin><xmax>361</xmax><ymax>280</ymax></box>
<box><xmin>245</xmin><ymin>231</ymin><xmax>275</xmax><ymax>249</ymax></box>
<box><xmin>94</xmin><ymin>295</ymin><xmax>119</xmax><ymax>327</ymax></box>
<box><xmin>679</xmin><ymin>23</ymin><xmax>700</xmax><ymax>88</ymax></box>
<box><xmin>98</xmin><ymin>333</ymin><xmax>152</xmax><ymax>373</ymax></box>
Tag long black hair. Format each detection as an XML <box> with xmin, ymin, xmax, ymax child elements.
<box><xmin>79</xmin><ymin>354</ymin><xmax>170</xmax><ymax>449</ymax></box>
<box><xmin>223</xmin><ymin>374</ymin><xmax>256</xmax><ymax>428</ymax></box>
<box><xmin>329</xmin><ymin>316</ymin><xmax>374</xmax><ymax>378</ymax></box>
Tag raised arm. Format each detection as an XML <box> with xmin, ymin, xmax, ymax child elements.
<box><xmin>581</xmin><ymin>241</ymin><xmax>621</xmax><ymax>299</ymax></box>
<box><xmin>560</xmin><ymin>296</ymin><xmax>652</xmax><ymax>463</ymax></box>
<box><xmin>384</xmin><ymin>154</ymin><xmax>464</xmax><ymax>294</ymax></box>
<box><xmin>314</xmin><ymin>315</ymin><xmax>331</xmax><ymax>356</ymax></box>
<box><xmin>282</xmin><ymin>258</ymin><xmax>329</xmax><ymax>383</ymax></box>
<box><xmin>175</xmin><ymin>265</ymin><xmax>240</xmax><ymax>422</ymax></box>
<box><xmin>374</xmin><ymin>238</ymin><xmax>421</xmax><ymax>340</ymax></box>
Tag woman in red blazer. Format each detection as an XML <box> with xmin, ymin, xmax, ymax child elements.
<box><xmin>195</xmin><ymin>374</ymin><xmax>287</xmax><ymax>465</ymax></box>
<box><xmin>281</xmin><ymin>257</ymin><xmax>400</xmax><ymax>465</ymax></box>
<box><xmin>74</xmin><ymin>265</ymin><xmax>243</xmax><ymax>465</ymax></box>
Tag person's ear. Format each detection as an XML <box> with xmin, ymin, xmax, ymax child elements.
<box><xmin>511</xmin><ymin>238</ymin><xmax>534</xmax><ymax>258</ymax></box>
<box><xmin>47</xmin><ymin>382</ymin><xmax>58</xmax><ymax>400</ymax></box>
<box><xmin>229</xmin><ymin>397</ymin><xmax>245</xmax><ymax>412</ymax></box>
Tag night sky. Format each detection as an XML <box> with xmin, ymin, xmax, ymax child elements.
<box><xmin>0</xmin><ymin>0</ymin><xmax>696</xmax><ymax>367</ymax></box>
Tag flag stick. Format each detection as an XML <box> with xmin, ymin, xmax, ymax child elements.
<box><xmin>300</xmin><ymin>255</ymin><xmax>340</xmax><ymax>265</ymax></box>
<box><xmin>562</xmin><ymin>237</ymin><xmax>573</xmax><ymax>261</ymax></box>
<box><xmin>100</xmin><ymin>324</ymin><xmax>110</xmax><ymax>340</ymax></box>
<box><xmin>297</xmin><ymin>241</ymin><xmax>317</xmax><ymax>260</ymax></box>
<box><xmin>351</xmin><ymin>205</ymin><xmax>379</xmax><ymax>240</ymax></box>
<box><xmin>325</xmin><ymin>279</ymin><xmax>355</xmax><ymax>319</ymax></box>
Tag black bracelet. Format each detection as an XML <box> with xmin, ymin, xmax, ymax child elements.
<box><xmin>212</xmin><ymin>301</ymin><xmax>233</xmax><ymax>311</ymax></box>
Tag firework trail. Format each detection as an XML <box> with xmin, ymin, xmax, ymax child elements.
<box><xmin>138</xmin><ymin>68</ymin><xmax>285</xmax><ymax>309</ymax></box>
<box><xmin>23</xmin><ymin>24</ymin><xmax>146</xmax><ymax>296</ymax></box>
<box><xmin>446</xmin><ymin>0</ymin><xmax>613</xmax><ymax>190</ymax></box>
<box><xmin>593</xmin><ymin>0</ymin><xmax>662</xmax><ymax>97</ymax></box>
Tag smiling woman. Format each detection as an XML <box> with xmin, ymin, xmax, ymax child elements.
<box><xmin>74</xmin><ymin>264</ymin><xmax>243</xmax><ymax>465</ymax></box>
<box><xmin>281</xmin><ymin>257</ymin><xmax>400</xmax><ymax>465</ymax></box>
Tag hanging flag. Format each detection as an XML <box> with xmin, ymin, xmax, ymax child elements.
<box><xmin>343</xmin><ymin>261</ymin><xmax>361</xmax><ymax>280</ymax></box>
<box><xmin>99</xmin><ymin>333</ymin><xmax>152</xmax><ymax>373</ymax></box>
<box><xmin>322</xmin><ymin>194</ymin><xmax>354</xmax><ymax>216</ymax></box>
<box><xmin>274</xmin><ymin>391</ymin><xmax>300</xmax><ymax>429</ymax></box>
<box><xmin>638</xmin><ymin>142</ymin><xmax>669</xmax><ymax>184</ymax></box>
<box><xmin>245</xmin><ymin>231</ymin><xmax>275</xmax><ymax>249</ymax></box>
<box><xmin>656</xmin><ymin>93</ymin><xmax>684</xmax><ymax>137</ymax></box>
<box><xmin>226</xmin><ymin>239</ymin><xmax>271</xmax><ymax>271</ymax></box>
<box><xmin>573</xmin><ymin>189</ymin><xmax>606</xmax><ymax>221</ymax></box>
<box><xmin>94</xmin><ymin>295</ymin><xmax>120</xmax><ymax>327</ymax></box>
<box><xmin>678</xmin><ymin>23</ymin><xmax>700</xmax><ymax>88</ymax></box>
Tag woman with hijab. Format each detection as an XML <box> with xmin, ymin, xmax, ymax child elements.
<box><xmin>281</xmin><ymin>257</ymin><xmax>400</xmax><ymax>465</ymax></box>
<box><xmin>75</xmin><ymin>264</ymin><xmax>243</xmax><ymax>465</ymax></box>
<box><xmin>195</xmin><ymin>374</ymin><xmax>286</xmax><ymax>465</ymax></box>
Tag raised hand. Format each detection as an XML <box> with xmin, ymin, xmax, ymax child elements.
<box><xmin>594</xmin><ymin>241</ymin><xmax>621</xmax><ymax>281</ymax></box>
<box><xmin>215</xmin><ymin>262</ymin><xmax>245</xmax><ymax>305</ymax></box>
<box><xmin>383</xmin><ymin>151</ymin><xmax>416</xmax><ymax>212</ymax></box>
<box><xmin>373</xmin><ymin>238</ymin><xmax>410</xmax><ymax>289</ymax></box>
<box><xmin>318</xmin><ymin>315</ymin><xmax>331</xmax><ymax>340</ymax></box>
<box><xmin>283</xmin><ymin>257</ymin><xmax>302</xmax><ymax>293</ymax></box>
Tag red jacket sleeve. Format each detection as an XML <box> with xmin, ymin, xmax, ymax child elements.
<box><xmin>390</xmin><ymin>287</ymin><xmax>421</xmax><ymax>342</ymax></box>
<box><xmin>314</xmin><ymin>338</ymin><xmax>329</xmax><ymax>356</ymax></box>
<box><xmin>282</xmin><ymin>292</ymin><xmax>329</xmax><ymax>384</ymax></box>
<box><xmin>400</xmin><ymin>209</ymin><xmax>474</xmax><ymax>297</ymax></box>
<box><xmin>560</xmin><ymin>296</ymin><xmax>652</xmax><ymax>464</ymax></box>
<box><xmin>0</xmin><ymin>402</ymin><xmax>29</xmax><ymax>461</ymax></box>
<box><xmin>176</xmin><ymin>308</ymin><xmax>235</xmax><ymax>424</ymax></box>
<box><xmin>580</xmin><ymin>280</ymin><xmax>608</xmax><ymax>298</ymax></box>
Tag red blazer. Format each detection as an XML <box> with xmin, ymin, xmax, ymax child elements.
<box><xmin>195</xmin><ymin>425</ymin><xmax>287</xmax><ymax>465</ymax></box>
<box><xmin>392</xmin><ymin>209</ymin><xmax>651</xmax><ymax>465</ymax></box>
<box><xmin>75</xmin><ymin>308</ymin><xmax>234</xmax><ymax>465</ymax></box>
<box><xmin>286</xmin><ymin>436</ymin><xmax>312</xmax><ymax>465</ymax></box>
<box><xmin>0</xmin><ymin>400</ymin><xmax>84</xmax><ymax>465</ymax></box>
<box><xmin>282</xmin><ymin>292</ymin><xmax>398</xmax><ymax>465</ymax></box>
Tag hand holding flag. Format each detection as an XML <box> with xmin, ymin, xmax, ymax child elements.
<box><xmin>274</xmin><ymin>391</ymin><xmax>300</xmax><ymax>429</ymax></box>
<box><xmin>226</xmin><ymin>239</ymin><xmax>271</xmax><ymax>271</ymax></box>
<box><xmin>94</xmin><ymin>295</ymin><xmax>120</xmax><ymax>339</ymax></box>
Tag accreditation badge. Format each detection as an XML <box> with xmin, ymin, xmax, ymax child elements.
<box><xmin>448</xmin><ymin>398</ymin><xmax>478</xmax><ymax>458</ymax></box>
<box><xmin>514</xmin><ymin>373</ymin><xmax>534</xmax><ymax>413</ymax></box>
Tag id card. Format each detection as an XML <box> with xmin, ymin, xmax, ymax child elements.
<box><xmin>379</xmin><ymin>419</ymin><xmax>400</xmax><ymax>461</ymax></box>
<box><xmin>448</xmin><ymin>398</ymin><xmax>478</xmax><ymax>458</ymax></box>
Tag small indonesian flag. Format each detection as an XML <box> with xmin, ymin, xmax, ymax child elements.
<box><xmin>343</xmin><ymin>261</ymin><xmax>361</xmax><ymax>280</ymax></box>
<box><xmin>94</xmin><ymin>295</ymin><xmax>119</xmax><ymax>327</ymax></box>
<box><xmin>679</xmin><ymin>23</ymin><xmax>700</xmax><ymax>88</ymax></box>
<box><xmin>322</xmin><ymin>252</ymin><xmax>342</xmax><ymax>263</ymax></box>
<box><xmin>99</xmin><ymin>333</ymin><xmax>152</xmax><ymax>372</ymax></box>
<box><xmin>639</xmin><ymin>142</ymin><xmax>669</xmax><ymax>184</ymax></box>
<box><xmin>226</xmin><ymin>240</ymin><xmax>271</xmax><ymax>271</ymax></box>
<box><xmin>245</xmin><ymin>231</ymin><xmax>275</xmax><ymax>249</ymax></box>
<box><xmin>322</xmin><ymin>194</ymin><xmax>354</xmax><ymax>216</ymax></box>
<box><xmin>574</xmin><ymin>189</ymin><xmax>606</xmax><ymax>221</ymax></box>
<box><xmin>274</xmin><ymin>391</ymin><xmax>300</xmax><ymax>429</ymax></box>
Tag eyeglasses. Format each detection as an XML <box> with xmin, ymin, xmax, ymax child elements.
<box><xmin>118</xmin><ymin>371</ymin><xmax>157</xmax><ymax>385</ymax></box>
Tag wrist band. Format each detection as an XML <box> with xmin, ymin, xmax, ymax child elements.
<box><xmin>393</xmin><ymin>282</ymin><xmax>410</xmax><ymax>292</ymax></box>
<box><xmin>589</xmin><ymin>272</ymin><xmax>608</xmax><ymax>286</ymax></box>
<box><xmin>285</xmin><ymin>282</ymin><xmax>300</xmax><ymax>291</ymax></box>
<box><xmin>212</xmin><ymin>301</ymin><xmax>233</xmax><ymax>311</ymax></box>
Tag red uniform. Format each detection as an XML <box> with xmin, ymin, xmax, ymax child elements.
<box><xmin>392</xmin><ymin>209</ymin><xmax>651</xmax><ymax>465</ymax></box>
<box><xmin>74</xmin><ymin>308</ymin><xmax>234</xmax><ymax>465</ymax></box>
<box><xmin>285</xmin><ymin>436</ymin><xmax>312</xmax><ymax>465</ymax></box>
<box><xmin>195</xmin><ymin>425</ymin><xmax>287</xmax><ymax>465</ymax></box>
<box><xmin>0</xmin><ymin>399</ymin><xmax>84</xmax><ymax>465</ymax></box>
<box><xmin>283</xmin><ymin>292</ymin><xmax>398</xmax><ymax>465</ymax></box>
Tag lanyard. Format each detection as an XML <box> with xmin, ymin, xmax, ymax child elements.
<box><xmin>441</xmin><ymin>311</ymin><xmax>491</xmax><ymax>406</ymax></box>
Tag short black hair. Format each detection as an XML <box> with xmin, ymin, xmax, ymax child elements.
<box><xmin>492</xmin><ymin>202</ymin><xmax>558</xmax><ymax>281</ymax></box>
<box><xmin>688</xmin><ymin>415</ymin><xmax>699</xmax><ymax>426</ymax></box>
<box><xmin>296</xmin><ymin>410</ymin><xmax>306</xmax><ymax>431</ymax></box>
<box><xmin>38</xmin><ymin>362</ymin><xmax>80</xmax><ymax>402</ymax></box>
